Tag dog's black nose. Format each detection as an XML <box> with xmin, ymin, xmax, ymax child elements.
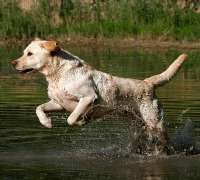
<box><xmin>12</xmin><ymin>61</ymin><xmax>17</xmax><ymax>68</ymax></box>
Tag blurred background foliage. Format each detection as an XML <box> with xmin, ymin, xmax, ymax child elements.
<box><xmin>0</xmin><ymin>0</ymin><xmax>199</xmax><ymax>41</ymax></box>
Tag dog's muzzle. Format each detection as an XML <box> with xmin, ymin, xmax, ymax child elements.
<box><xmin>12</xmin><ymin>60</ymin><xmax>17</xmax><ymax>68</ymax></box>
<box><xmin>12</xmin><ymin>60</ymin><xmax>35</xmax><ymax>75</ymax></box>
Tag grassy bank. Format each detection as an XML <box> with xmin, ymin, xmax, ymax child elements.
<box><xmin>0</xmin><ymin>0</ymin><xmax>199</xmax><ymax>42</ymax></box>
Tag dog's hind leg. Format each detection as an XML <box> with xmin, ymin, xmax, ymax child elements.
<box><xmin>36</xmin><ymin>100</ymin><xmax>64</xmax><ymax>128</ymax></box>
<box><xmin>139</xmin><ymin>99</ymin><xmax>174</xmax><ymax>154</ymax></box>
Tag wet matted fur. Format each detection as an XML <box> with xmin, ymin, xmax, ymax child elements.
<box><xmin>12</xmin><ymin>38</ymin><xmax>187</xmax><ymax>154</ymax></box>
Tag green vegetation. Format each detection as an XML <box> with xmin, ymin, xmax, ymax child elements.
<box><xmin>0</xmin><ymin>0</ymin><xmax>199</xmax><ymax>41</ymax></box>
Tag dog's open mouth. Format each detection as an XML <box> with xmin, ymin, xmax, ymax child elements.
<box><xmin>18</xmin><ymin>68</ymin><xmax>35</xmax><ymax>75</ymax></box>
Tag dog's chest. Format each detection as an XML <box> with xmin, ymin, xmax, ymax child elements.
<box><xmin>48</xmin><ymin>84</ymin><xmax>79</xmax><ymax>112</ymax></box>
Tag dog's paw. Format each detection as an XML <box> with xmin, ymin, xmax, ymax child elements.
<box><xmin>40</xmin><ymin>118</ymin><xmax>53</xmax><ymax>128</ymax></box>
<box><xmin>67</xmin><ymin>118</ymin><xmax>87</xmax><ymax>126</ymax></box>
<box><xmin>43</xmin><ymin>122</ymin><xmax>53</xmax><ymax>128</ymax></box>
<box><xmin>74</xmin><ymin>120</ymin><xmax>87</xmax><ymax>126</ymax></box>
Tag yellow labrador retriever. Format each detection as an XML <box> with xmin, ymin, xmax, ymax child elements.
<box><xmin>12</xmin><ymin>38</ymin><xmax>187</xmax><ymax>153</ymax></box>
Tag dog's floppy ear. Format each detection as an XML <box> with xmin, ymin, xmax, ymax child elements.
<box><xmin>41</xmin><ymin>41</ymin><xmax>61</xmax><ymax>53</ymax></box>
<box><xmin>34</xmin><ymin>37</ymin><xmax>42</xmax><ymax>41</ymax></box>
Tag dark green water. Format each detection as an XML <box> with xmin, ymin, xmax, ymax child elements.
<box><xmin>0</xmin><ymin>44</ymin><xmax>200</xmax><ymax>179</ymax></box>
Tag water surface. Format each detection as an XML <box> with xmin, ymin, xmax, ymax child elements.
<box><xmin>0</xmin><ymin>44</ymin><xmax>200</xmax><ymax>179</ymax></box>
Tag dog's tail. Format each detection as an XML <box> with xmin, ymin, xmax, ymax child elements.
<box><xmin>144</xmin><ymin>54</ymin><xmax>187</xmax><ymax>88</ymax></box>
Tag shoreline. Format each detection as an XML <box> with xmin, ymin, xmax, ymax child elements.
<box><xmin>0</xmin><ymin>37</ymin><xmax>200</xmax><ymax>50</ymax></box>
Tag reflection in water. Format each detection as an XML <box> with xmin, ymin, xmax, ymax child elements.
<box><xmin>1</xmin><ymin>150</ymin><xmax>200</xmax><ymax>179</ymax></box>
<box><xmin>0</xmin><ymin>45</ymin><xmax>200</xmax><ymax>179</ymax></box>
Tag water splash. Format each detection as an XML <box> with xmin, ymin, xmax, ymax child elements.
<box><xmin>177</xmin><ymin>108</ymin><xmax>191</xmax><ymax>122</ymax></box>
<box><xmin>98</xmin><ymin>117</ymin><xmax>200</xmax><ymax>156</ymax></box>
<box><xmin>170</xmin><ymin>119</ymin><xmax>199</xmax><ymax>154</ymax></box>
<box><xmin>51</xmin><ymin>109</ymin><xmax>200</xmax><ymax>156</ymax></box>
<box><xmin>170</xmin><ymin>108</ymin><xmax>199</xmax><ymax>155</ymax></box>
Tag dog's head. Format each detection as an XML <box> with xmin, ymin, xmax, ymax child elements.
<box><xmin>12</xmin><ymin>38</ymin><xmax>60</xmax><ymax>75</ymax></box>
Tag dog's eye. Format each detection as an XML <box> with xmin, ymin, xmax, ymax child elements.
<box><xmin>27</xmin><ymin>52</ymin><xmax>33</xmax><ymax>56</ymax></box>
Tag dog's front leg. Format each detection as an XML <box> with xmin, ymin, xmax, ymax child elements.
<box><xmin>67</xmin><ymin>96</ymin><xmax>95</xmax><ymax>126</ymax></box>
<box><xmin>36</xmin><ymin>100</ymin><xmax>64</xmax><ymax>128</ymax></box>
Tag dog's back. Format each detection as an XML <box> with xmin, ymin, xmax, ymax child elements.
<box><xmin>12</xmin><ymin>39</ymin><xmax>187</xmax><ymax>154</ymax></box>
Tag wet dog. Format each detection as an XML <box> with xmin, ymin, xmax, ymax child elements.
<box><xmin>12</xmin><ymin>38</ymin><xmax>187</xmax><ymax>153</ymax></box>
